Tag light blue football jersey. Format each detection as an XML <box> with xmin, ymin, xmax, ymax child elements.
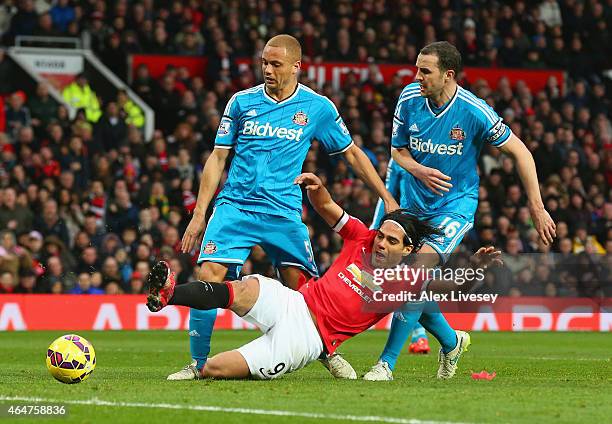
<box><xmin>391</xmin><ymin>82</ymin><xmax>511</xmax><ymax>220</ymax></box>
<box><xmin>214</xmin><ymin>83</ymin><xmax>353</xmax><ymax>216</ymax></box>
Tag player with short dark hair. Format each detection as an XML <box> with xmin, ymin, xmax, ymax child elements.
<box><xmin>147</xmin><ymin>173</ymin><xmax>497</xmax><ymax>380</ymax></box>
<box><xmin>364</xmin><ymin>41</ymin><xmax>556</xmax><ymax>380</ymax></box>
<box><xmin>171</xmin><ymin>34</ymin><xmax>398</xmax><ymax>380</ymax></box>
<box><xmin>419</xmin><ymin>41</ymin><xmax>463</xmax><ymax>76</ymax></box>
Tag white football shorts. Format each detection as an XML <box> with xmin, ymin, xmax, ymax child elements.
<box><xmin>236</xmin><ymin>274</ymin><xmax>323</xmax><ymax>380</ymax></box>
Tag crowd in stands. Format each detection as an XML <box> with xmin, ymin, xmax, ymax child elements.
<box><xmin>1</xmin><ymin>0</ymin><xmax>611</xmax><ymax>79</ymax></box>
<box><xmin>0</xmin><ymin>0</ymin><xmax>611</xmax><ymax>297</ymax></box>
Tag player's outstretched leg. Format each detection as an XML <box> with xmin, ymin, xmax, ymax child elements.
<box><xmin>172</xmin><ymin>265</ymin><xmax>238</xmax><ymax>381</ymax></box>
<box><xmin>147</xmin><ymin>262</ymin><xmax>234</xmax><ymax>313</ymax></box>
<box><xmin>408</xmin><ymin>323</ymin><xmax>430</xmax><ymax>354</ymax></box>
<box><xmin>147</xmin><ymin>261</ymin><xmax>244</xmax><ymax>379</ymax></box>
<box><xmin>167</xmin><ymin>349</ymin><xmax>251</xmax><ymax>381</ymax></box>
<box><xmin>201</xmin><ymin>350</ymin><xmax>251</xmax><ymax>379</ymax></box>
<box><xmin>167</xmin><ymin>263</ymin><xmax>237</xmax><ymax>381</ymax></box>
<box><xmin>146</xmin><ymin>261</ymin><xmax>176</xmax><ymax>312</ymax></box>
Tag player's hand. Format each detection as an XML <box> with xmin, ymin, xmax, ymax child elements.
<box><xmin>181</xmin><ymin>214</ymin><xmax>206</xmax><ymax>253</ymax></box>
<box><xmin>529</xmin><ymin>205</ymin><xmax>556</xmax><ymax>245</ymax></box>
<box><xmin>383</xmin><ymin>197</ymin><xmax>400</xmax><ymax>213</ymax></box>
<box><xmin>413</xmin><ymin>164</ymin><xmax>452</xmax><ymax>196</ymax></box>
<box><xmin>470</xmin><ymin>246</ymin><xmax>503</xmax><ymax>269</ymax></box>
<box><xmin>294</xmin><ymin>173</ymin><xmax>322</xmax><ymax>191</ymax></box>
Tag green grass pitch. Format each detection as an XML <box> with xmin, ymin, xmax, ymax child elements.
<box><xmin>0</xmin><ymin>331</ymin><xmax>610</xmax><ymax>424</ymax></box>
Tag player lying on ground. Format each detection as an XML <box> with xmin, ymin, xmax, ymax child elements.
<box><xmin>146</xmin><ymin>173</ymin><xmax>500</xmax><ymax>380</ymax></box>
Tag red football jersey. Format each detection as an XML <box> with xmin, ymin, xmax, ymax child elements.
<box><xmin>299</xmin><ymin>213</ymin><xmax>421</xmax><ymax>354</ymax></box>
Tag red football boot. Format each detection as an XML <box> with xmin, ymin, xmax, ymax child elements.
<box><xmin>408</xmin><ymin>337</ymin><xmax>431</xmax><ymax>354</ymax></box>
<box><xmin>146</xmin><ymin>261</ymin><xmax>176</xmax><ymax>312</ymax></box>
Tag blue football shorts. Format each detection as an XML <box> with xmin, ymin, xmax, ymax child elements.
<box><xmin>198</xmin><ymin>202</ymin><xmax>318</xmax><ymax>277</ymax></box>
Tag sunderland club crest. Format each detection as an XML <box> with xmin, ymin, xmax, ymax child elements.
<box><xmin>203</xmin><ymin>241</ymin><xmax>217</xmax><ymax>254</ymax></box>
<box><xmin>450</xmin><ymin>125</ymin><xmax>466</xmax><ymax>141</ymax></box>
<box><xmin>292</xmin><ymin>111</ymin><xmax>309</xmax><ymax>126</ymax></box>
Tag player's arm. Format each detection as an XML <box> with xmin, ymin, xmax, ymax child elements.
<box><xmin>498</xmin><ymin>134</ymin><xmax>556</xmax><ymax>244</ymax></box>
<box><xmin>391</xmin><ymin>147</ymin><xmax>452</xmax><ymax>196</ymax></box>
<box><xmin>294</xmin><ymin>173</ymin><xmax>343</xmax><ymax>227</ymax></box>
<box><xmin>427</xmin><ymin>246</ymin><xmax>503</xmax><ymax>294</ymax></box>
<box><xmin>180</xmin><ymin>148</ymin><xmax>231</xmax><ymax>253</ymax></box>
<box><xmin>389</xmin><ymin>94</ymin><xmax>451</xmax><ymax>196</ymax></box>
<box><xmin>343</xmin><ymin>144</ymin><xmax>399</xmax><ymax>211</ymax></box>
<box><xmin>182</xmin><ymin>93</ymin><xmax>240</xmax><ymax>253</ymax></box>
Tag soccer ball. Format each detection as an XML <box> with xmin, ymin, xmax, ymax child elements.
<box><xmin>46</xmin><ymin>334</ymin><xmax>96</xmax><ymax>384</ymax></box>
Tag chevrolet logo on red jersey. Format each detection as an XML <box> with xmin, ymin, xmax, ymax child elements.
<box><xmin>346</xmin><ymin>263</ymin><xmax>381</xmax><ymax>292</ymax></box>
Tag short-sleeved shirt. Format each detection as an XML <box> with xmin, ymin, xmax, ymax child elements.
<box><xmin>214</xmin><ymin>83</ymin><xmax>353</xmax><ymax>216</ymax></box>
<box><xmin>300</xmin><ymin>213</ymin><xmax>424</xmax><ymax>354</ymax></box>
<box><xmin>391</xmin><ymin>82</ymin><xmax>511</xmax><ymax>220</ymax></box>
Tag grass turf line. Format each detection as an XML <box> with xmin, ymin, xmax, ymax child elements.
<box><xmin>0</xmin><ymin>331</ymin><xmax>610</xmax><ymax>424</ymax></box>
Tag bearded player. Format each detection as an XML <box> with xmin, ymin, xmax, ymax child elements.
<box><xmin>147</xmin><ymin>173</ymin><xmax>498</xmax><ymax>380</ymax></box>
<box><xmin>171</xmin><ymin>34</ymin><xmax>398</xmax><ymax>381</ymax></box>
<box><xmin>363</xmin><ymin>41</ymin><xmax>556</xmax><ymax>380</ymax></box>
